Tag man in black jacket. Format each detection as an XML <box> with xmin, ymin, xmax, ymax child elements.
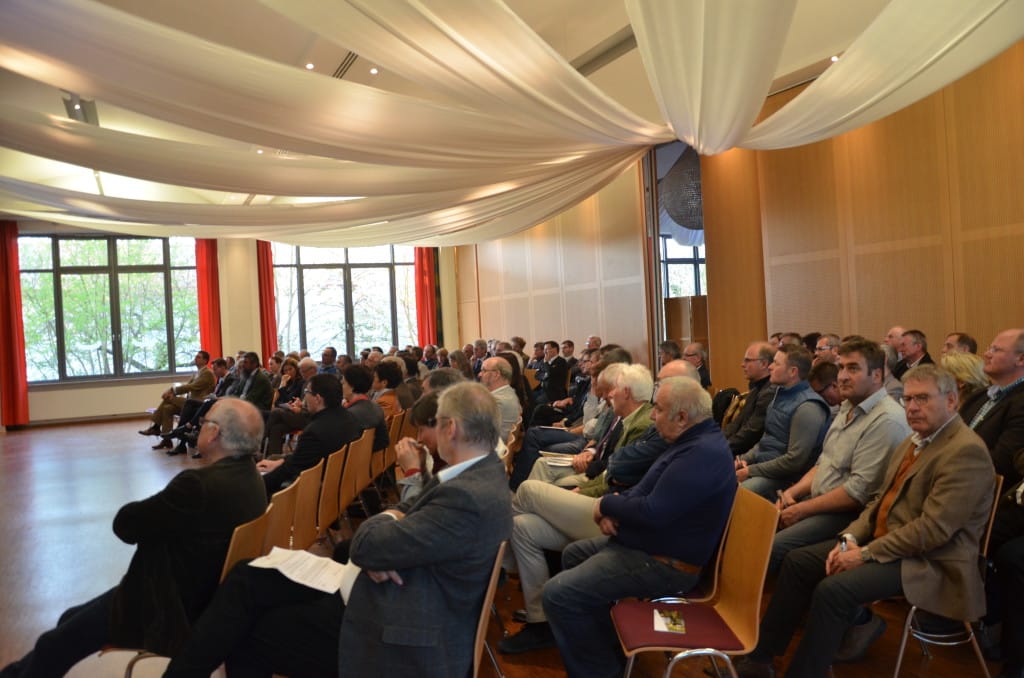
<box><xmin>258</xmin><ymin>374</ymin><xmax>363</xmax><ymax>497</ymax></box>
<box><xmin>0</xmin><ymin>398</ymin><xmax>267</xmax><ymax>678</ymax></box>
<box><xmin>723</xmin><ymin>341</ymin><xmax>776</xmax><ymax>456</ymax></box>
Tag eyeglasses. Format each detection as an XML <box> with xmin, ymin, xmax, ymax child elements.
<box><xmin>900</xmin><ymin>393</ymin><xmax>933</xmax><ymax>407</ymax></box>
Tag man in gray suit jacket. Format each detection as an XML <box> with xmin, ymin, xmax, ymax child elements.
<box><xmin>736</xmin><ymin>365</ymin><xmax>995</xmax><ymax>678</ymax></box>
<box><xmin>164</xmin><ymin>382</ymin><xmax>513</xmax><ymax>678</ymax></box>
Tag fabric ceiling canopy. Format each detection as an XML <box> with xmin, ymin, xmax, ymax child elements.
<box><xmin>0</xmin><ymin>0</ymin><xmax>1020</xmax><ymax>246</ymax></box>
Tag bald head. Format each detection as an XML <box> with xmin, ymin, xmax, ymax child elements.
<box><xmin>658</xmin><ymin>359</ymin><xmax>699</xmax><ymax>382</ymax></box>
<box><xmin>199</xmin><ymin>398</ymin><xmax>264</xmax><ymax>460</ymax></box>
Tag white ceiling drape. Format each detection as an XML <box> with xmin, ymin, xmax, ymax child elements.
<box><xmin>0</xmin><ymin>0</ymin><xmax>1020</xmax><ymax>245</ymax></box>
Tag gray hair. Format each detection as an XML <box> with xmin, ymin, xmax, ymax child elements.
<box><xmin>616</xmin><ymin>363</ymin><xmax>654</xmax><ymax>402</ymax></box>
<box><xmin>437</xmin><ymin>382</ymin><xmax>500</xmax><ymax>452</ymax></box>
<box><xmin>902</xmin><ymin>364</ymin><xmax>958</xmax><ymax>396</ymax></box>
<box><xmin>598</xmin><ymin>362</ymin><xmax>626</xmax><ymax>388</ymax></box>
<box><xmin>424</xmin><ymin>368</ymin><xmax>465</xmax><ymax>392</ymax></box>
<box><xmin>210</xmin><ymin>398</ymin><xmax>264</xmax><ymax>456</ymax></box>
<box><xmin>658</xmin><ymin>376</ymin><xmax>712</xmax><ymax>423</ymax></box>
<box><xmin>298</xmin><ymin>357</ymin><xmax>319</xmax><ymax>375</ymax></box>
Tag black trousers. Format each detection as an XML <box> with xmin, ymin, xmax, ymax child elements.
<box><xmin>0</xmin><ymin>588</ymin><xmax>116</xmax><ymax>678</ymax></box>
<box><xmin>996</xmin><ymin>536</ymin><xmax>1024</xmax><ymax>669</ymax></box>
<box><xmin>164</xmin><ymin>561</ymin><xmax>343</xmax><ymax>678</ymax></box>
<box><xmin>753</xmin><ymin>540</ymin><xmax>903</xmax><ymax>677</ymax></box>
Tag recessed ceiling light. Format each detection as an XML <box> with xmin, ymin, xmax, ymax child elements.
<box><xmin>305</xmin><ymin>63</ymin><xmax>314</xmax><ymax>70</ymax></box>
<box><xmin>369</xmin><ymin>67</ymin><xmax>379</xmax><ymax>75</ymax></box>
<box><xmin>256</xmin><ymin>149</ymin><xmax>264</xmax><ymax>154</ymax></box>
<box><xmin>73</xmin><ymin>103</ymin><xmax>81</xmax><ymax>110</ymax></box>
<box><xmin>830</xmin><ymin>55</ymin><xmax>839</xmax><ymax>62</ymax></box>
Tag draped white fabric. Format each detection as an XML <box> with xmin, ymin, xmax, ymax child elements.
<box><xmin>0</xmin><ymin>0</ymin><xmax>1020</xmax><ymax>245</ymax></box>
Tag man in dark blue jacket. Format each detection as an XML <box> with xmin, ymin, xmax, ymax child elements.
<box><xmin>543</xmin><ymin>376</ymin><xmax>736</xmax><ymax>678</ymax></box>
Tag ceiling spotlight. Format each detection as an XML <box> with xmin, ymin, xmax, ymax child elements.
<box><xmin>256</xmin><ymin>149</ymin><xmax>264</xmax><ymax>154</ymax></box>
<box><xmin>830</xmin><ymin>55</ymin><xmax>839</xmax><ymax>62</ymax></box>
<box><xmin>73</xmin><ymin>103</ymin><xmax>81</xmax><ymax>110</ymax></box>
<box><xmin>369</xmin><ymin>67</ymin><xmax>379</xmax><ymax>75</ymax></box>
<box><xmin>305</xmin><ymin>63</ymin><xmax>314</xmax><ymax>70</ymax></box>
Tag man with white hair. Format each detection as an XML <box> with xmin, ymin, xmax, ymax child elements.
<box><xmin>542</xmin><ymin>377</ymin><xmax>736</xmax><ymax>676</ymax></box>
<box><xmin>479</xmin><ymin>355</ymin><xmax>522</xmax><ymax>442</ymax></box>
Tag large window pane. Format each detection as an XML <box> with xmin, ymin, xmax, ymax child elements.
<box><xmin>299</xmin><ymin>247</ymin><xmax>345</xmax><ymax>265</ymax></box>
<box><xmin>18</xmin><ymin>237</ymin><xmax>52</xmax><ymax>270</ymax></box>
<box><xmin>119</xmin><ymin>272</ymin><xmax>168</xmax><ymax>374</ymax></box>
<box><xmin>171</xmin><ymin>269</ymin><xmax>200</xmax><ymax>371</ymax></box>
<box><xmin>394</xmin><ymin>265</ymin><xmax>418</xmax><ymax>348</ymax></box>
<box><xmin>274</xmin><ymin>267</ymin><xmax>300</xmax><ymax>353</ymax></box>
<box><xmin>271</xmin><ymin>242</ymin><xmax>297</xmax><ymax>265</ymax></box>
<box><xmin>393</xmin><ymin>245</ymin><xmax>415</xmax><ymax>263</ymax></box>
<box><xmin>302</xmin><ymin>269</ymin><xmax>347</xmax><ymax>352</ymax></box>
<box><xmin>61</xmin><ymin>273</ymin><xmax>113</xmax><ymax>377</ymax></box>
<box><xmin>348</xmin><ymin>245</ymin><xmax>391</xmax><ymax>264</ymax></box>
<box><xmin>664</xmin><ymin>238</ymin><xmax>692</xmax><ymax>259</ymax></box>
<box><xmin>666</xmin><ymin>265</ymin><xmax>697</xmax><ymax>298</ymax></box>
<box><xmin>117</xmin><ymin>238</ymin><xmax>163</xmax><ymax>266</ymax></box>
<box><xmin>351</xmin><ymin>268</ymin><xmax>392</xmax><ymax>349</ymax></box>
<box><xmin>20</xmin><ymin>271</ymin><xmax>58</xmax><ymax>381</ymax></box>
<box><xmin>169</xmin><ymin>237</ymin><xmax>195</xmax><ymax>267</ymax></box>
<box><xmin>59</xmin><ymin>239</ymin><xmax>108</xmax><ymax>267</ymax></box>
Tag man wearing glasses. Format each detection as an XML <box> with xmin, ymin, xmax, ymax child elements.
<box><xmin>1</xmin><ymin>398</ymin><xmax>267</xmax><ymax>678</ymax></box>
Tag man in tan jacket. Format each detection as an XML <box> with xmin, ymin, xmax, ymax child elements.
<box><xmin>139</xmin><ymin>351</ymin><xmax>215</xmax><ymax>440</ymax></box>
<box><xmin>734</xmin><ymin>364</ymin><xmax>995</xmax><ymax>678</ymax></box>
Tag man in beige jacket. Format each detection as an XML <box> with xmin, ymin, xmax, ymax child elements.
<box><xmin>734</xmin><ymin>364</ymin><xmax>995</xmax><ymax>678</ymax></box>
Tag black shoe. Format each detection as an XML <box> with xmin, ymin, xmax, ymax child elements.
<box><xmin>138</xmin><ymin>425</ymin><xmax>160</xmax><ymax>436</ymax></box>
<box><xmin>497</xmin><ymin>622</ymin><xmax>556</xmax><ymax>654</ymax></box>
<box><xmin>190</xmin><ymin>449</ymin><xmax>203</xmax><ymax>459</ymax></box>
<box><xmin>834</xmin><ymin>613</ymin><xmax>887</xmax><ymax>663</ymax></box>
<box><xmin>165</xmin><ymin>440</ymin><xmax>187</xmax><ymax>456</ymax></box>
<box><xmin>153</xmin><ymin>438</ymin><xmax>173</xmax><ymax>450</ymax></box>
<box><xmin>512</xmin><ymin>608</ymin><xmax>528</xmax><ymax>623</ymax></box>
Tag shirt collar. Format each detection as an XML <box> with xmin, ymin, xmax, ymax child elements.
<box><xmin>910</xmin><ymin>413</ymin><xmax>958</xmax><ymax>450</ymax></box>
<box><xmin>840</xmin><ymin>386</ymin><xmax>888</xmax><ymax>420</ymax></box>
<box><xmin>987</xmin><ymin>374</ymin><xmax>1024</xmax><ymax>401</ymax></box>
<box><xmin>437</xmin><ymin>453</ymin><xmax>488</xmax><ymax>483</ymax></box>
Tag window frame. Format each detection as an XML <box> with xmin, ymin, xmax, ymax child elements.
<box><xmin>659</xmin><ymin>235</ymin><xmax>706</xmax><ymax>298</ymax></box>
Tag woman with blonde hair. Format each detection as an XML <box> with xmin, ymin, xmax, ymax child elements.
<box><xmin>940</xmin><ymin>351</ymin><xmax>989</xmax><ymax>407</ymax></box>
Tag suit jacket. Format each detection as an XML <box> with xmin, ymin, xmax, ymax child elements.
<box><xmin>339</xmin><ymin>454</ymin><xmax>512</xmax><ymax>678</ymax></box>
<box><xmin>542</xmin><ymin>356</ymin><xmax>569</xmax><ymax>402</ymax></box>
<box><xmin>723</xmin><ymin>377</ymin><xmax>774</xmax><ymax>455</ymax></box>
<box><xmin>959</xmin><ymin>380</ymin><xmax>1024</xmax><ymax>488</ymax></box>
<box><xmin>175</xmin><ymin>366</ymin><xmax>215</xmax><ymax>400</ymax></box>
<box><xmin>892</xmin><ymin>352</ymin><xmax>935</xmax><ymax>380</ymax></box>
<box><xmin>109</xmin><ymin>455</ymin><xmax>267</xmax><ymax>654</ymax></box>
<box><xmin>263</xmin><ymin>406</ymin><xmax>363</xmax><ymax>495</ymax></box>
<box><xmin>229</xmin><ymin>369</ymin><xmax>273</xmax><ymax>410</ymax></box>
<box><xmin>347</xmin><ymin>398</ymin><xmax>389</xmax><ymax>451</ymax></box>
<box><xmin>846</xmin><ymin>416</ymin><xmax>995</xmax><ymax>620</ymax></box>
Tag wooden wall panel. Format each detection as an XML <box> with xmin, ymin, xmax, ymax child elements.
<box><xmin>500</xmin><ymin>232</ymin><xmax>530</xmax><ymax>295</ymax></box>
<box><xmin>758</xmin><ymin>142</ymin><xmax>840</xmax><ymax>258</ymax></box>
<box><xmin>765</xmin><ymin>258</ymin><xmax>843</xmax><ymax>334</ymax></box>
<box><xmin>961</xmin><ymin>233</ymin><xmax>1024</xmax><ymax>345</ymax></box>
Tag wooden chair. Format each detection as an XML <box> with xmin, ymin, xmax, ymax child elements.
<box><xmin>376</xmin><ymin>412</ymin><xmax>405</xmax><ymax>479</ymax></box>
<box><xmin>892</xmin><ymin>473</ymin><xmax>1003</xmax><ymax>678</ymax></box>
<box><xmin>220</xmin><ymin>504</ymin><xmax>274</xmax><ymax>582</ymax></box>
<box><xmin>347</xmin><ymin>428</ymin><xmax>376</xmax><ymax>500</ymax></box>
<box><xmin>316</xmin><ymin>445</ymin><xmax>350</xmax><ymax>544</ymax></box>
<box><xmin>503</xmin><ymin>416</ymin><xmax>524</xmax><ymax>477</ymax></box>
<box><xmin>523</xmin><ymin>368</ymin><xmax>540</xmax><ymax>391</ymax></box>
<box><xmin>609</xmin><ymin>487</ymin><xmax>778</xmax><ymax>677</ymax></box>
<box><xmin>291</xmin><ymin>458</ymin><xmax>325</xmax><ymax>550</ymax></box>
<box><xmin>473</xmin><ymin>541</ymin><xmax>508</xmax><ymax>678</ymax></box>
<box><xmin>264</xmin><ymin>478</ymin><xmax>301</xmax><ymax>551</ymax></box>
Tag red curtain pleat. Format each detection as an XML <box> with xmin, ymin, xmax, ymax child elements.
<box><xmin>414</xmin><ymin>247</ymin><xmax>438</xmax><ymax>346</ymax></box>
<box><xmin>194</xmin><ymin>239</ymin><xmax>223</xmax><ymax>359</ymax></box>
<box><xmin>0</xmin><ymin>221</ymin><xmax>29</xmax><ymax>426</ymax></box>
<box><xmin>256</xmin><ymin>240</ymin><xmax>278</xmax><ymax>358</ymax></box>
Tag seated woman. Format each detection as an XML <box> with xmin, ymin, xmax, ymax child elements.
<box><xmin>341</xmin><ymin>363</ymin><xmax>388</xmax><ymax>452</ymax></box>
<box><xmin>272</xmin><ymin>357</ymin><xmax>303</xmax><ymax>407</ymax></box>
<box><xmin>941</xmin><ymin>351</ymin><xmax>990</xmax><ymax>407</ymax></box>
<box><xmin>395</xmin><ymin>393</ymin><xmax>440</xmax><ymax>503</ymax></box>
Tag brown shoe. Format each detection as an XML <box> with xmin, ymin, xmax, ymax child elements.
<box><xmin>138</xmin><ymin>425</ymin><xmax>160</xmax><ymax>436</ymax></box>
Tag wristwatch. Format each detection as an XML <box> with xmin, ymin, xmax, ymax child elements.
<box><xmin>860</xmin><ymin>545</ymin><xmax>875</xmax><ymax>563</ymax></box>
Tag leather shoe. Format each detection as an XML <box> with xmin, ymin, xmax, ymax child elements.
<box><xmin>138</xmin><ymin>425</ymin><xmax>160</xmax><ymax>436</ymax></box>
<box><xmin>498</xmin><ymin>622</ymin><xmax>555</xmax><ymax>654</ymax></box>
<box><xmin>166</xmin><ymin>440</ymin><xmax>187</xmax><ymax>456</ymax></box>
<box><xmin>834</xmin><ymin>613</ymin><xmax>886</xmax><ymax>663</ymax></box>
<box><xmin>152</xmin><ymin>438</ymin><xmax>173</xmax><ymax>450</ymax></box>
<box><xmin>512</xmin><ymin>608</ymin><xmax>528</xmax><ymax>623</ymax></box>
<box><xmin>190</xmin><ymin>449</ymin><xmax>203</xmax><ymax>459</ymax></box>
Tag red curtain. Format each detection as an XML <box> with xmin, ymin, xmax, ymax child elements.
<box><xmin>0</xmin><ymin>221</ymin><xmax>29</xmax><ymax>426</ymax></box>
<box><xmin>414</xmin><ymin>247</ymin><xmax>438</xmax><ymax>346</ymax></box>
<box><xmin>256</xmin><ymin>240</ymin><xmax>278</xmax><ymax>358</ymax></box>
<box><xmin>194</xmin><ymin>239</ymin><xmax>223</xmax><ymax>359</ymax></box>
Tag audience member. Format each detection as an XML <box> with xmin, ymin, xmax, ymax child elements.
<box><xmin>722</xmin><ymin>342</ymin><xmax>775</xmax><ymax>456</ymax></box>
<box><xmin>808</xmin><ymin>361</ymin><xmax>842</xmax><ymax>411</ymax></box>
<box><xmin>534</xmin><ymin>340</ymin><xmax>570</xmax><ymax>405</ymax></box>
<box><xmin>448</xmin><ymin>347</ymin><xmax>475</xmax><ymax>381</ymax></box>
<box><xmin>813</xmin><ymin>333</ymin><xmax>841</xmax><ymax>365</ymax></box>
<box><xmin>479</xmin><ymin>356</ymin><xmax>523</xmax><ymax>442</ymax></box>
<box><xmin>892</xmin><ymin>329</ymin><xmax>933</xmax><ymax>380</ymax></box>
<box><xmin>422</xmin><ymin>367</ymin><xmax>465</xmax><ymax>394</ymax></box>
<box><xmin>657</xmin><ymin>340</ymin><xmax>681</xmax><ymax>367</ymax></box>
<box><xmin>370</xmin><ymin>361</ymin><xmax>404</xmax><ymax>418</ymax></box>
<box><xmin>943</xmin><ymin>331</ymin><xmax>978</xmax><ymax>355</ymax></box>
<box><xmin>341</xmin><ymin>364</ymin><xmax>389</xmax><ymax>452</ymax></box>
<box><xmin>941</xmin><ymin>351</ymin><xmax>989</xmax><ymax>406</ymax></box>
<box><xmin>682</xmin><ymin>341</ymin><xmax>712</xmax><ymax>388</ymax></box>
<box><xmin>264</xmin><ymin>358</ymin><xmax>320</xmax><ymax>456</ymax></box>
<box><xmin>883</xmin><ymin>325</ymin><xmax>906</xmax><ymax>354</ymax></box>
<box><xmin>272</xmin><ymin>357</ymin><xmax>303</xmax><ymax>407</ymax></box>
<box><xmin>227</xmin><ymin>351</ymin><xmax>273</xmax><ymax>411</ymax></box>
<box><xmin>139</xmin><ymin>351</ymin><xmax>215</xmax><ymax>446</ymax></box>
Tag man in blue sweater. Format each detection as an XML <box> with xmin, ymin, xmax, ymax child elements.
<box><xmin>542</xmin><ymin>376</ymin><xmax>736</xmax><ymax>678</ymax></box>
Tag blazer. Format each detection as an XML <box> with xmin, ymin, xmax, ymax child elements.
<box><xmin>959</xmin><ymin>380</ymin><xmax>1024</xmax><ymax>488</ymax></box>
<box><xmin>263</xmin><ymin>406</ymin><xmax>363</xmax><ymax>495</ymax></box>
<box><xmin>174</xmin><ymin>366</ymin><xmax>215</xmax><ymax>400</ymax></box>
<box><xmin>846</xmin><ymin>416</ymin><xmax>995</xmax><ymax>620</ymax></box>
<box><xmin>339</xmin><ymin>454</ymin><xmax>513</xmax><ymax>678</ymax></box>
<box><xmin>108</xmin><ymin>455</ymin><xmax>267</xmax><ymax>654</ymax></box>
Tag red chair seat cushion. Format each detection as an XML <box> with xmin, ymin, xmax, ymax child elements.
<box><xmin>611</xmin><ymin>601</ymin><xmax>743</xmax><ymax>652</ymax></box>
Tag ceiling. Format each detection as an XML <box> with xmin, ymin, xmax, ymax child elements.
<box><xmin>0</xmin><ymin>0</ymin><xmax>890</xmax><ymax>233</ymax></box>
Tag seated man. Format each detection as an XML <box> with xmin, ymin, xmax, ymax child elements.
<box><xmin>682</xmin><ymin>341</ymin><xmax>712</xmax><ymax>388</ymax></box>
<box><xmin>341</xmin><ymin>363</ymin><xmax>389</xmax><ymax>452</ymax></box>
<box><xmin>163</xmin><ymin>382</ymin><xmax>513</xmax><ymax>678</ymax></box>
<box><xmin>371</xmin><ymin>360</ymin><xmax>405</xmax><ymax>417</ymax></box>
<box><xmin>770</xmin><ymin>338</ymin><xmax>909</xmax><ymax>574</ymax></box>
<box><xmin>532</xmin><ymin>348</ymin><xmax>596</xmax><ymax>427</ymax></box>
<box><xmin>1</xmin><ymin>399</ymin><xmax>268</xmax><ymax>678</ymax></box>
<box><xmin>227</xmin><ymin>351</ymin><xmax>274</xmax><ymax>411</ymax></box>
<box><xmin>479</xmin><ymin>356</ymin><xmax>523</xmax><ymax>442</ymax></box>
<box><xmin>737</xmin><ymin>365</ymin><xmax>996</xmax><ymax>678</ymax></box>
<box><xmin>318</xmin><ymin>346</ymin><xmax>339</xmax><ymax>375</ymax></box>
<box><xmin>722</xmin><ymin>341</ymin><xmax>776</xmax><ymax>456</ymax></box>
<box><xmin>892</xmin><ymin>328</ymin><xmax>934</xmax><ymax>380</ymax></box>
<box><xmin>257</xmin><ymin>374</ymin><xmax>362</xmax><ymax>497</ymax></box>
<box><xmin>263</xmin><ymin>357</ymin><xmax>319</xmax><ymax>455</ymax></box>
<box><xmin>809</xmin><ymin>360</ymin><xmax>842</xmax><ymax>415</ymax></box>
<box><xmin>541</xmin><ymin>377</ymin><xmax>736</xmax><ymax>678</ymax></box>
<box><xmin>533</xmin><ymin>340</ymin><xmax>569</xmax><ymax>406</ymax></box>
<box><xmin>735</xmin><ymin>345</ymin><xmax>831</xmax><ymax>501</ymax></box>
<box><xmin>139</xmin><ymin>350</ymin><xmax>216</xmax><ymax>445</ymax></box>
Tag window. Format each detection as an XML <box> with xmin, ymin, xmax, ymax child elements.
<box><xmin>19</xmin><ymin>236</ymin><xmax>198</xmax><ymax>383</ymax></box>
<box><xmin>272</xmin><ymin>244</ymin><xmax>417</xmax><ymax>356</ymax></box>
<box><xmin>661</xmin><ymin>237</ymin><xmax>706</xmax><ymax>298</ymax></box>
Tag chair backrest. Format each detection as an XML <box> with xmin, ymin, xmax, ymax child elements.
<box><xmin>383</xmin><ymin>410</ymin><xmax>406</xmax><ymax>475</ymax></box>
<box><xmin>472</xmin><ymin>541</ymin><xmax>507</xmax><ymax>678</ymax></box>
<box><xmin>317</xmin><ymin>445</ymin><xmax>350</xmax><ymax>540</ymax></box>
<box><xmin>711</xmin><ymin>487</ymin><xmax>779</xmax><ymax>652</ymax></box>
<box><xmin>291</xmin><ymin>457</ymin><xmax>325</xmax><ymax>550</ymax></box>
<box><xmin>399</xmin><ymin>409</ymin><xmax>418</xmax><ymax>441</ymax></box>
<box><xmin>981</xmin><ymin>473</ymin><xmax>1005</xmax><ymax>557</ymax></box>
<box><xmin>264</xmin><ymin>478</ymin><xmax>301</xmax><ymax>551</ymax></box>
<box><xmin>689</xmin><ymin>488</ymin><xmax>737</xmax><ymax>604</ymax></box>
<box><xmin>347</xmin><ymin>427</ymin><xmax>376</xmax><ymax>499</ymax></box>
<box><xmin>220</xmin><ymin>504</ymin><xmax>273</xmax><ymax>582</ymax></box>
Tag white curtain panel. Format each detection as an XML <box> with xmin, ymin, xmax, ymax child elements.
<box><xmin>0</xmin><ymin>0</ymin><xmax>1021</xmax><ymax>244</ymax></box>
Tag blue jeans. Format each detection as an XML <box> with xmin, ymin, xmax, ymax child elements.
<box><xmin>769</xmin><ymin>510</ymin><xmax>858</xmax><ymax>574</ymax></box>
<box><xmin>543</xmin><ymin>537</ymin><xmax>698</xmax><ymax>678</ymax></box>
<box><xmin>741</xmin><ymin>474</ymin><xmax>791</xmax><ymax>502</ymax></box>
